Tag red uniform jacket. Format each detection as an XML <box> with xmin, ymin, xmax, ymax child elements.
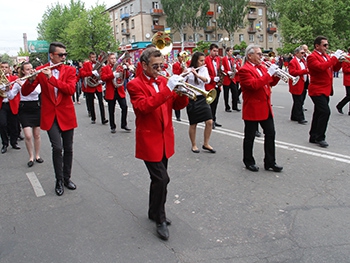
<box><xmin>288</xmin><ymin>57</ymin><xmax>309</xmax><ymax>95</ymax></box>
<box><xmin>234</xmin><ymin>58</ymin><xmax>242</xmax><ymax>83</ymax></box>
<box><xmin>100</xmin><ymin>64</ymin><xmax>127</xmax><ymax>100</ymax></box>
<box><xmin>127</xmin><ymin>73</ymin><xmax>188</xmax><ymax>162</ymax></box>
<box><xmin>0</xmin><ymin>75</ymin><xmax>20</xmax><ymax>114</ymax></box>
<box><xmin>21</xmin><ymin>63</ymin><xmax>77</xmax><ymax>131</ymax></box>
<box><xmin>342</xmin><ymin>53</ymin><xmax>350</xmax><ymax>86</ymax></box>
<box><xmin>204</xmin><ymin>55</ymin><xmax>222</xmax><ymax>91</ymax></box>
<box><xmin>79</xmin><ymin>61</ymin><xmax>103</xmax><ymax>93</ymax></box>
<box><xmin>172</xmin><ymin>61</ymin><xmax>184</xmax><ymax>75</ymax></box>
<box><xmin>222</xmin><ymin>56</ymin><xmax>235</xmax><ymax>86</ymax></box>
<box><xmin>307</xmin><ymin>51</ymin><xmax>342</xmax><ymax>96</ymax></box>
<box><xmin>238</xmin><ymin>62</ymin><xmax>280</xmax><ymax>121</ymax></box>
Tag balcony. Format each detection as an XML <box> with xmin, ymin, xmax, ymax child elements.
<box><xmin>267</xmin><ymin>27</ymin><xmax>277</xmax><ymax>34</ymax></box>
<box><xmin>204</xmin><ymin>26</ymin><xmax>215</xmax><ymax>33</ymax></box>
<box><xmin>121</xmin><ymin>29</ymin><xmax>130</xmax><ymax>35</ymax></box>
<box><xmin>150</xmin><ymin>8</ymin><xmax>164</xmax><ymax>16</ymax></box>
<box><xmin>206</xmin><ymin>11</ymin><xmax>214</xmax><ymax>17</ymax></box>
<box><xmin>247</xmin><ymin>27</ymin><xmax>256</xmax><ymax>33</ymax></box>
<box><xmin>120</xmin><ymin>13</ymin><xmax>130</xmax><ymax>20</ymax></box>
<box><xmin>152</xmin><ymin>25</ymin><xmax>165</xmax><ymax>32</ymax></box>
<box><xmin>247</xmin><ymin>12</ymin><xmax>257</xmax><ymax>20</ymax></box>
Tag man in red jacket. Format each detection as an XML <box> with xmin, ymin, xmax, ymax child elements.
<box><xmin>22</xmin><ymin>42</ymin><xmax>77</xmax><ymax>196</ymax></box>
<box><xmin>100</xmin><ymin>53</ymin><xmax>131</xmax><ymax>133</ymax></box>
<box><xmin>238</xmin><ymin>44</ymin><xmax>282</xmax><ymax>172</ymax></box>
<box><xmin>172</xmin><ymin>52</ymin><xmax>187</xmax><ymax>121</ymax></box>
<box><xmin>336</xmin><ymin>47</ymin><xmax>350</xmax><ymax>115</ymax></box>
<box><xmin>127</xmin><ymin>48</ymin><xmax>188</xmax><ymax>241</ymax></box>
<box><xmin>288</xmin><ymin>46</ymin><xmax>309</xmax><ymax>124</ymax></box>
<box><xmin>0</xmin><ymin>62</ymin><xmax>20</xmax><ymax>153</ymax></box>
<box><xmin>307</xmin><ymin>36</ymin><xmax>342</xmax><ymax>147</ymax></box>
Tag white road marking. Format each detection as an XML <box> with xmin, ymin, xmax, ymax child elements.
<box><xmin>26</xmin><ymin>172</ymin><xmax>46</xmax><ymax>197</ymax></box>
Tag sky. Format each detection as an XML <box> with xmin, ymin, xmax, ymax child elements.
<box><xmin>0</xmin><ymin>0</ymin><xmax>114</xmax><ymax>56</ymax></box>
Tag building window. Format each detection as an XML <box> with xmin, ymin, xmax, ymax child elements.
<box><xmin>120</xmin><ymin>8</ymin><xmax>123</xmax><ymax>20</ymax></box>
<box><xmin>183</xmin><ymin>33</ymin><xmax>187</xmax><ymax>41</ymax></box>
<box><xmin>130</xmin><ymin>4</ymin><xmax>133</xmax><ymax>13</ymax></box>
<box><xmin>258</xmin><ymin>8</ymin><xmax>263</xmax><ymax>16</ymax></box>
<box><xmin>131</xmin><ymin>19</ymin><xmax>135</xmax><ymax>29</ymax></box>
<box><xmin>121</xmin><ymin>23</ymin><xmax>124</xmax><ymax>30</ymax></box>
<box><xmin>205</xmin><ymin>34</ymin><xmax>211</xmax><ymax>41</ymax></box>
<box><xmin>239</xmin><ymin>34</ymin><xmax>244</xmax><ymax>42</ymax></box>
<box><xmin>268</xmin><ymin>35</ymin><xmax>273</xmax><ymax>42</ymax></box>
<box><xmin>217</xmin><ymin>33</ymin><xmax>223</xmax><ymax>42</ymax></box>
<box><xmin>116</xmin><ymin>25</ymin><xmax>119</xmax><ymax>34</ymax></box>
<box><xmin>131</xmin><ymin>35</ymin><xmax>135</xmax><ymax>43</ymax></box>
<box><xmin>122</xmin><ymin>37</ymin><xmax>125</xmax><ymax>44</ymax></box>
<box><xmin>152</xmin><ymin>2</ymin><xmax>159</xmax><ymax>9</ymax></box>
<box><xmin>217</xmin><ymin>6</ymin><xmax>222</xmax><ymax>13</ymax></box>
<box><xmin>249</xmin><ymin>34</ymin><xmax>254</xmax><ymax>43</ymax></box>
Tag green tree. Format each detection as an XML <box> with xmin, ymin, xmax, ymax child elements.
<box><xmin>0</xmin><ymin>54</ymin><xmax>12</xmax><ymax>65</ymax></box>
<box><xmin>187</xmin><ymin>0</ymin><xmax>210</xmax><ymax>43</ymax></box>
<box><xmin>17</xmin><ymin>48</ymin><xmax>30</xmax><ymax>57</ymax></box>
<box><xmin>193</xmin><ymin>41</ymin><xmax>211</xmax><ymax>54</ymax></box>
<box><xmin>216</xmin><ymin>0</ymin><xmax>250</xmax><ymax>47</ymax></box>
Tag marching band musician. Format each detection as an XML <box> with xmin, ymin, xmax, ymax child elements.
<box><xmin>80</xmin><ymin>52</ymin><xmax>108</xmax><ymax>125</ymax></box>
<box><xmin>238</xmin><ymin>44</ymin><xmax>283</xmax><ymax>173</ymax></box>
<box><xmin>222</xmin><ymin>47</ymin><xmax>240</xmax><ymax>112</ymax></box>
<box><xmin>6</xmin><ymin>62</ymin><xmax>43</xmax><ymax>167</ymax></box>
<box><xmin>172</xmin><ymin>52</ymin><xmax>188</xmax><ymax>121</ymax></box>
<box><xmin>100</xmin><ymin>53</ymin><xmax>131</xmax><ymax>133</ymax></box>
<box><xmin>336</xmin><ymin>47</ymin><xmax>350</xmax><ymax>115</ymax></box>
<box><xmin>183</xmin><ymin>51</ymin><xmax>215</xmax><ymax>154</ymax></box>
<box><xmin>288</xmin><ymin>46</ymin><xmax>309</xmax><ymax>124</ymax></box>
<box><xmin>21</xmin><ymin>42</ymin><xmax>77</xmax><ymax>196</ymax></box>
<box><xmin>307</xmin><ymin>36</ymin><xmax>342</xmax><ymax>148</ymax></box>
<box><xmin>0</xmin><ymin>62</ymin><xmax>20</xmax><ymax>154</ymax></box>
<box><xmin>127</xmin><ymin>47</ymin><xmax>188</xmax><ymax>241</ymax></box>
<box><xmin>205</xmin><ymin>43</ymin><xmax>222</xmax><ymax>129</ymax></box>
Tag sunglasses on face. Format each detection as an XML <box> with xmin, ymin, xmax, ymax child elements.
<box><xmin>53</xmin><ymin>52</ymin><xmax>68</xmax><ymax>57</ymax></box>
<box><xmin>151</xmin><ymin>64</ymin><xmax>164</xmax><ymax>70</ymax></box>
<box><xmin>322</xmin><ymin>44</ymin><xmax>329</xmax><ymax>47</ymax></box>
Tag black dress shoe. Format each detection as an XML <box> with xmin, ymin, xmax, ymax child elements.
<box><xmin>102</xmin><ymin>119</ymin><xmax>109</xmax><ymax>124</ymax></box>
<box><xmin>246</xmin><ymin>164</ymin><xmax>259</xmax><ymax>172</ymax></box>
<box><xmin>212</xmin><ymin>122</ymin><xmax>216</xmax><ymax>129</ymax></box>
<box><xmin>91</xmin><ymin>120</ymin><xmax>96</xmax><ymax>124</ymax></box>
<box><xmin>215</xmin><ymin>122</ymin><xmax>222</xmax><ymax>127</ymax></box>
<box><xmin>336</xmin><ymin>106</ymin><xmax>344</xmax><ymax>114</ymax></box>
<box><xmin>1</xmin><ymin>145</ymin><xmax>7</xmax><ymax>154</ymax></box>
<box><xmin>64</xmin><ymin>179</ymin><xmax>77</xmax><ymax>190</ymax></box>
<box><xmin>111</xmin><ymin>128</ymin><xmax>116</xmax><ymax>133</ymax></box>
<box><xmin>121</xmin><ymin>126</ymin><xmax>131</xmax><ymax>131</ymax></box>
<box><xmin>156</xmin><ymin>222</ymin><xmax>169</xmax><ymax>240</ymax></box>
<box><xmin>264</xmin><ymin>164</ymin><xmax>283</xmax><ymax>172</ymax></box>
<box><xmin>225</xmin><ymin>109</ymin><xmax>232</xmax><ymax>112</ymax></box>
<box><xmin>315</xmin><ymin>140</ymin><xmax>328</xmax><ymax>148</ymax></box>
<box><xmin>27</xmin><ymin>160</ymin><xmax>34</xmax><ymax>167</ymax></box>
<box><xmin>233</xmin><ymin>108</ymin><xmax>241</xmax><ymax>112</ymax></box>
<box><xmin>35</xmin><ymin>157</ymin><xmax>44</xmax><ymax>163</ymax></box>
<box><xmin>298</xmin><ymin>120</ymin><xmax>308</xmax><ymax>125</ymax></box>
<box><xmin>55</xmin><ymin>180</ymin><xmax>64</xmax><ymax>196</ymax></box>
<box><xmin>255</xmin><ymin>131</ymin><xmax>261</xmax><ymax>137</ymax></box>
<box><xmin>18</xmin><ymin>134</ymin><xmax>24</xmax><ymax>141</ymax></box>
<box><xmin>202</xmin><ymin>145</ymin><xmax>216</xmax><ymax>153</ymax></box>
<box><xmin>149</xmin><ymin>217</ymin><xmax>172</xmax><ymax>226</ymax></box>
<box><xmin>12</xmin><ymin>144</ymin><xmax>21</xmax><ymax>150</ymax></box>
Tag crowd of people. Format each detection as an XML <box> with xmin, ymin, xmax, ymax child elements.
<box><xmin>1</xmin><ymin>35</ymin><xmax>349</xmax><ymax>241</ymax></box>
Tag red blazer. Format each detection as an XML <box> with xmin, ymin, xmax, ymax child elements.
<box><xmin>238</xmin><ymin>62</ymin><xmax>280</xmax><ymax>121</ymax></box>
<box><xmin>204</xmin><ymin>55</ymin><xmax>221</xmax><ymax>91</ymax></box>
<box><xmin>234</xmin><ymin>58</ymin><xmax>242</xmax><ymax>83</ymax></box>
<box><xmin>288</xmin><ymin>57</ymin><xmax>308</xmax><ymax>95</ymax></box>
<box><xmin>0</xmin><ymin>75</ymin><xmax>20</xmax><ymax>114</ymax></box>
<box><xmin>222</xmin><ymin>56</ymin><xmax>235</xmax><ymax>86</ymax></box>
<box><xmin>127</xmin><ymin>73</ymin><xmax>188</xmax><ymax>162</ymax></box>
<box><xmin>172</xmin><ymin>61</ymin><xmax>184</xmax><ymax>75</ymax></box>
<box><xmin>342</xmin><ymin>53</ymin><xmax>350</xmax><ymax>86</ymax></box>
<box><xmin>21</xmin><ymin>63</ymin><xmax>77</xmax><ymax>131</ymax></box>
<box><xmin>307</xmin><ymin>51</ymin><xmax>342</xmax><ymax>96</ymax></box>
<box><xmin>100</xmin><ymin>64</ymin><xmax>126</xmax><ymax>100</ymax></box>
<box><xmin>79</xmin><ymin>61</ymin><xmax>103</xmax><ymax>93</ymax></box>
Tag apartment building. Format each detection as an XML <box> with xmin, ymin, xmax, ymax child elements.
<box><xmin>105</xmin><ymin>0</ymin><xmax>281</xmax><ymax>62</ymax></box>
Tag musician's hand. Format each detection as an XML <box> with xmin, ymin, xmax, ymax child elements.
<box><xmin>113</xmin><ymin>72</ymin><xmax>122</xmax><ymax>78</ymax></box>
<box><xmin>41</xmin><ymin>68</ymin><xmax>52</xmax><ymax>79</ymax></box>
<box><xmin>167</xmin><ymin>75</ymin><xmax>184</xmax><ymax>91</ymax></box>
<box><xmin>332</xmin><ymin>49</ymin><xmax>343</xmax><ymax>59</ymax></box>
<box><xmin>267</xmin><ymin>64</ymin><xmax>278</xmax><ymax>77</ymax></box>
<box><xmin>122</xmin><ymin>64</ymin><xmax>128</xmax><ymax>70</ymax></box>
<box><xmin>92</xmin><ymin>70</ymin><xmax>99</xmax><ymax>77</ymax></box>
<box><xmin>214</xmin><ymin>76</ymin><xmax>220</xmax><ymax>82</ymax></box>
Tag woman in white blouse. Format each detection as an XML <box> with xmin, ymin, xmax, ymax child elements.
<box><xmin>184</xmin><ymin>52</ymin><xmax>216</xmax><ymax>154</ymax></box>
<box><xmin>7</xmin><ymin>62</ymin><xmax>43</xmax><ymax>167</ymax></box>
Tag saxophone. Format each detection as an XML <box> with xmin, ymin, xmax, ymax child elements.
<box><xmin>85</xmin><ymin>51</ymin><xmax>108</xmax><ymax>87</ymax></box>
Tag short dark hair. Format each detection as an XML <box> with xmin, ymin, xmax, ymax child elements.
<box><xmin>140</xmin><ymin>48</ymin><xmax>162</xmax><ymax>65</ymax></box>
<box><xmin>89</xmin><ymin>52</ymin><xmax>96</xmax><ymax>57</ymax></box>
<box><xmin>209</xmin><ymin>43</ymin><xmax>219</xmax><ymax>50</ymax></box>
<box><xmin>49</xmin><ymin>42</ymin><xmax>66</xmax><ymax>53</ymax></box>
<box><xmin>314</xmin><ymin>36</ymin><xmax>327</xmax><ymax>48</ymax></box>
<box><xmin>225</xmin><ymin>47</ymin><xmax>233</xmax><ymax>53</ymax></box>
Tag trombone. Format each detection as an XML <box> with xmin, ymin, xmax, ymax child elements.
<box><xmin>264</xmin><ymin>60</ymin><xmax>300</xmax><ymax>85</ymax></box>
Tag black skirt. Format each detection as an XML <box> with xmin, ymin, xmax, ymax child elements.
<box><xmin>19</xmin><ymin>101</ymin><xmax>41</xmax><ymax>128</ymax></box>
<box><xmin>186</xmin><ymin>95</ymin><xmax>212</xmax><ymax>125</ymax></box>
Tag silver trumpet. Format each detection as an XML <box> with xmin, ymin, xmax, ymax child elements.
<box><xmin>264</xmin><ymin>60</ymin><xmax>300</xmax><ymax>85</ymax></box>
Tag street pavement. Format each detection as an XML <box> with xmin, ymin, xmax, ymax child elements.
<box><xmin>1</xmin><ymin>74</ymin><xmax>350</xmax><ymax>263</ymax></box>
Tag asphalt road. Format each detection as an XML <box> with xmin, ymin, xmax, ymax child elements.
<box><xmin>1</xmin><ymin>74</ymin><xmax>350</xmax><ymax>263</ymax></box>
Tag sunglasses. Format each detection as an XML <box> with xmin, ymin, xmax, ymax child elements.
<box><xmin>53</xmin><ymin>52</ymin><xmax>68</xmax><ymax>57</ymax></box>
<box><xmin>322</xmin><ymin>44</ymin><xmax>329</xmax><ymax>47</ymax></box>
<box><xmin>300</xmin><ymin>52</ymin><xmax>305</xmax><ymax>54</ymax></box>
<box><xmin>151</xmin><ymin>64</ymin><xmax>164</xmax><ymax>70</ymax></box>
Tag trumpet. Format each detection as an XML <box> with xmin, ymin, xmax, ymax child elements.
<box><xmin>264</xmin><ymin>60</ymin><xmax>300</xmax><ymax>85</ymax></box>
<box><xmin>158</xmin><ymin>73</ymin><xmax>217</xmax><ymax>104</ymax></box>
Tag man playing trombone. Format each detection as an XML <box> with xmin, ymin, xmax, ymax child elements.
<box><xmin>307</xmin><ymin>36</ymin><xmax>342</xmax><ymax>148</ymax></box>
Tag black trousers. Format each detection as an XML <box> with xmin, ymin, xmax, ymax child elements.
<box><xmin>336</xmin><ymin>86</ymin><xmax>350</xmax><ymax>110</ymax></box>
<box><xmin>223</xmin><ymin>81</ymin><xmax>238</xmax><ymax>110</ymax></box>
<box><xmin>144</xmin><ymin>155</ymin><xmax>170</xmax><ymax>224</ymax></box>
<box><xmin>291</xmin><ymin>80</ymin><xmax>308</xmax><ymax>121</ymax></box>
<box><xmin>243</xmin><ymin>115</ymin><xmax>276</xmax><ymax>167</ymax></box>
<box><xmin>309</xmin><ymin>95</ymin><xmax>330</xmax><ymax>141</ymax></box>
<box><xmin>210</xmin><ymin>86</ymin><xmax>221</xmax><ymax>122</ymax></box>
<box><xmin>86</xmin><ymin>91</ymin><xmax>106</xmax><ymax>122</ymax></box>
<box><xmin>106</xmin><ymin>91</ymin><xmax>128</xmax><ymax>130</ymax></box>
<box><xmin>0</xmin><ymin>103</ymin><xmax>18</xmax><ymax>147</ymax></box>
<box><xmin>47</xmin><ymin>119</ymin><xmax>74</xmax><ymax>181</ymax></box>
